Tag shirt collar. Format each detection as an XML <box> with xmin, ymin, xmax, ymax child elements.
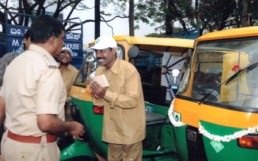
<box><xmin>107</xmin><ymin>58</ymin><xmax>119</xmax><ymax>74</ymax></box>
<box><xmin>29</xmin><ymin>44</ymin><xmax>58</xmax><ymax>65</ymax></box>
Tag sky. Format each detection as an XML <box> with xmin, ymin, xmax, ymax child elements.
<box><xmin>64</xmin><ymin>1</ymin><xmax>163</xmax><ymax>46</ymax></box>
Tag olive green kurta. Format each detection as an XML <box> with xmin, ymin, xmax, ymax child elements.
<box><xmin>94</xmin><ymin>58</ymin><xmax>146</xmax><ymax>144</ymax></box>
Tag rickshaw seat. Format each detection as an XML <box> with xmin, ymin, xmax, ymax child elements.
<box><xmin>146</xmin><ymin>111</ymin><xmax>167</xmax><ymax>126</ymax></box>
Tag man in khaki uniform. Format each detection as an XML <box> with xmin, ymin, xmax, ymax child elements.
<box><xmin>90</xmin><ymin>36</ymin><xmax>146</xmax><ymax>161</ymax></box>
<box><xmin>0</xmin><ymin>15</ymin><xmax>84</xmax><ymax>161</ymax></box>
<box><xmin>58</xmin><ymin>47</ymin><xmax>78</xmax><ymax>121</ymax></box>
<box><xmin>58</xmin><ymin>47</ymin><xmax>79</xmax><ymax>95</ymax></box>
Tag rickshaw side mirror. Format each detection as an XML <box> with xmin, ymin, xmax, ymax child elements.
<box><xmin>128</xmin><ymin>46</ymin><xmax>140</xmax><ymax>58</ymax></box>
<box><xmin>171</xmin><ymin>84</ymin><xmax>179</xmax><ymax>94</ymax></box>
<box><xmin>171</xmin><ymin>69</ymin><xmax>180</xmax><ymax>94</ymax></box>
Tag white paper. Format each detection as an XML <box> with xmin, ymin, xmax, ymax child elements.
<box><xmin>93</xmin><ymin>74</ymin><xmax>109</xmax><ymax>87</ymax></box>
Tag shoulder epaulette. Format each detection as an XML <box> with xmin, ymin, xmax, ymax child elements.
<box><xmin>43</xmin><ymin>55</ymin><xmax>57</xmax><ymax>69</ymax></box>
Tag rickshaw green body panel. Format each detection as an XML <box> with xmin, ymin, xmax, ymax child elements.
<box><xmin>72</xmin><ymin>98</ymin><xmax>107</xmax><ymax>158</ymax></box>
<box><xmin>173</xmin><ymin>126</ymin><xmax>188</xmax><ymax>161</ymax></box>
<box><xmin>60</xmin><ymin>140</ymin><xmax>95</xmax><ymax>160</ymax></box>
<box><xmin>201</xmin><ymin>121</ymin><xmax>258</xmax><ymax>161</ymax></box>
<box><xmin>173</xmin><ymin>122</ymin><xmax>258</xmax><ymax>161</ymax></box>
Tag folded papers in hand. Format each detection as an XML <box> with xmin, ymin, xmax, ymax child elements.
<box><xmin>93</xmin><ymin>74</ymin><xmax>109</xmax><ymax>87</ymax></box>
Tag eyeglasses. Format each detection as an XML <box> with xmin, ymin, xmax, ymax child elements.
<box><xmin>60</xmin><ymin>52</ymin><xmax>71</xmax><ymax>58</ymax></box>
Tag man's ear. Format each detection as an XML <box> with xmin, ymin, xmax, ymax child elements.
<box><xmin>48</xmin><ymin>35</ymin><xmax>56</xmax><ymax>48</ymax></box>
<box><xmin>112</xmin><ymin>48</ymin><xmax>117</xmax><ymax>55</ymax></box>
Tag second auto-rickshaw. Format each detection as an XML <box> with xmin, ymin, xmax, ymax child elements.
<box><xmin>170</xmin><ymin>26</ymin><xmax>258</xmax><ymax>161</ymax></box>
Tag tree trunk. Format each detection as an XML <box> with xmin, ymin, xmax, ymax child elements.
<box><xmin>241</xmin><ymin>0</ymin><xmax>248</xmax><ymax>27</ymax></box>
<box><xmin>95</xmin><ymin>0</ymin><xmax>100</xmax><ymax>39</ymax></box>
<box><xmin>195</xmin><ymin>0</ymin><xmax>201</xmax><ymax>36</ymax></box>
<box><xmin>165</xmin><ymin>0</ymin><xmax>173</xmax><ymax>35</ymax></box>
<box><xmin>129</xmin><ymin>0</ymin><xmax>134</xmax><ymax>36</ymax></box>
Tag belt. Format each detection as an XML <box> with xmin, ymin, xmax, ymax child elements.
<box><xmin>7</xmin><ymin>130</ymin><xmax>57</xmax><ymax>143</ymax></box>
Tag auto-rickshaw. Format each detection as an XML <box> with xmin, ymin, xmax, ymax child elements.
<box><xmin>170</xmin><ymin>26</ymin><xmax>258</xmax><ymax>161</ymax></box>
<box><xmin>60</xmin><ymin>36</ymin><xmax>194</xmax><ymax>161</ymax></box>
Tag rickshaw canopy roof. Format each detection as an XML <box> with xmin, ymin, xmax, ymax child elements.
<box><xmin>112</xmin><ymin>35</ymin><xmax>194</xmax><ymax>49</ymax></box>
<box><xmin>196</xmin><ymin>26</ymin><xmax>258</xmax><ymax>43</ymax></box>
<box><xmin>90</xmin><ymin>36</ymin><xmax>194</xmax><ymax>48</ymax></box>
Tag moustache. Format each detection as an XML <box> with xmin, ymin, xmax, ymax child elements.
<box><xmin>60</xmin><ymin>62</ymin><xmax>70</xmax><ymax>66</ymax></box>
<box><xmin>97</xmin><ymin>57</ymin><xmax>105</xmax><ymax>60</ymax></box>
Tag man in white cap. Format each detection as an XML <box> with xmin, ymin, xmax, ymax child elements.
<box><xmin>58</xmin><ymin>47</ymin><xmax>78</xmax><ymax>121</ymax></box>
<box><xmin>90</xmin><ymin>35</ymin><xmax>146</xmax><ymax>161</ymax></box>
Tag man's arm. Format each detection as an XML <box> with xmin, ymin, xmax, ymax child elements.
<box><xmin>37</xmin><ymin>114</ymin><xmax>85</xmax><ymax>139</ymax></box>
<box><xmin>0</xmin><ymin>96</ymin><xmax>5</xmax><ymax>126</ymax></box>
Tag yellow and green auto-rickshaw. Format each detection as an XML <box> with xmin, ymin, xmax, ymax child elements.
<box><xmin>170</xmin><ymin>26</ymin><xmax>258</xmax><ymax>161</ymax></box>
<box><xmin>60</xmin><ymin>36</ymin><xmax>194</xmax><ymax>161</ymax></box>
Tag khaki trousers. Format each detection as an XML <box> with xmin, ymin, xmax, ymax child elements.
<box><xmin>0</xmin><ymin>155</ymin><xmax>4</xmax><ymax>161</ymax></box>
<box><xmin>108</xmin><ymin>141</ymin><xmax>142</xmax><ymax>161</ymax></box>
<box><xmin>1</xmin><ymin>131</ymin><xmax>60</xmax><ymax>161</ymax></box>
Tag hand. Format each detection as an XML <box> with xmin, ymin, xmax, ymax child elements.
<box><xmin>90</xmin><ymin>81</ymin><xmax>106</xmax><ymax>99</ymax></box>
<box><xmin>68</xmin><ymin>121</ymin><xmax>85</xmax><ymax>139</ymax></box>
<box><xmin>65</xmin><ymin>97</ymin><xmax>71</xmax><ymax>103</ymax></box>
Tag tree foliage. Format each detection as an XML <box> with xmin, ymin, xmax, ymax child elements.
<box><xmin>246</xmin><ymin>0</ymin><xmax>258</xmax><ymax>25</ymax></box>
<box><xmin>135</xmin><ymin>0</ymin><xmax>258</xmax><ymax>36</ymax></box>
<box><xmin>135</xmin><ymin>0</ymin><xmax>195</xmax><ymax>35</ymax></box>
<box><xmin>1</xmin><ymin>0</ymin><xmax>258</xmax><ymax>38</ymax></box>
<box><xmin>198</xmin><ymin>0</ymin><xmax>236</xmax><ymax>32</ymax></box>
<box><xmin>0</xmin><ymin>0</ymin><xmax>128</xmax><ymax>35</ymax></box>
<box><xmin>0</xmin><ymin>0</ymin><xmax>92</xmax><ymax>32</ymax></box>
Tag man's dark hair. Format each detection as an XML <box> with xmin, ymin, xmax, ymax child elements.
<box><xmin>30</xmin><ymin>15</ymin><xmax>64</xmax><ymax>43</ymax></box>
<box><xmin>23</xmin><ymin>29</ymin><xmax>31</xmax><ymax>50</ymax></box>
<box><xmin>24</xmin><ymin>29</ymin><xmax>31</xmax><ymax>39</ymax></box>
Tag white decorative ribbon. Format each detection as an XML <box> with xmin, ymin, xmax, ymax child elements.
<box><xmin>199</xmin><ymin>123</ymin><xmax>258</xmax><ymax>142</ymax></box>
<box><xmin>168</xmin><ymin>99</ymin><xmax>258</xmax><ymax>142</ymax></box>
<box><xmin>168</xmin><ymin>99</ymin><xmax>186</xmax><ymax>127</ymax></box>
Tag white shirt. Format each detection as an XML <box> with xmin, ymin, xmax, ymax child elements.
<box><xmin>0</xmin><ymin>44</ymin><xmax>66</xmax><ymax>136</ymax></box>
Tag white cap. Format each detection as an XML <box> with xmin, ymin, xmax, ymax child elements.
<box><xmin>90</xmin><ymin>35</ymin><xmax>117</xmax><ymax>50</ymax></box>
<box><xmin>61</xmin><ymin>47</ymin><xmax>73</xmax><ymax>57</ymax></box>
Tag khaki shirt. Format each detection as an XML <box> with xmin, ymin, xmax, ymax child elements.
<box><xmin>94</xmin><ymin>58</ymin><xmax>146</xmax><ymax>144</ymax></box>
<box><xmin>59</xmin><ymin>64</ymin><xmax>78</xmax><ymax>95</ymax></box>
<box><xmin>0</xmin><ymin>44</ymin><xmax>66</xmax><ymax>136</ymax></box>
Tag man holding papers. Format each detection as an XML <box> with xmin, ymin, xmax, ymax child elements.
<box><xmin>90</xmin><ymin>35</ymin><xmax>146</xmax><ymax>161</ymax></box>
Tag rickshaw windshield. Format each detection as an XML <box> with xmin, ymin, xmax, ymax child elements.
<box><xmin>178</xmin><ymin>36</ymin><xmax>258</xmax><ymax>110</ymax></box>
